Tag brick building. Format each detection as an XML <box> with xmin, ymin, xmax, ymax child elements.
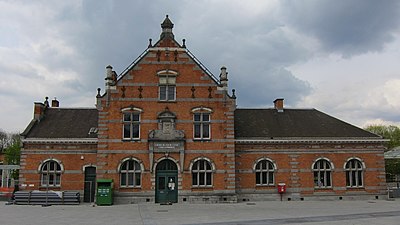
<box><xmin>20</xmin><ymin>16</ymin><xmax>387</xmax><ymax>204</ymax></box>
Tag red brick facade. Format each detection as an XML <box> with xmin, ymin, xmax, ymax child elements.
<box><xmin>19</xmin><ymin>16</ymin><xmax>387</xmax><ymax>203</ymax></box>
<box><xmin>236</xmin><ymin>141</ymin><xmax>386</xmax><ymax>201</ymax></box>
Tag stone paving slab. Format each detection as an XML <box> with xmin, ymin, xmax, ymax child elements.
<box><xmin>1</xmin><ymin>200</ymin><xmax>400</xmax><ymax>225</ymax></box>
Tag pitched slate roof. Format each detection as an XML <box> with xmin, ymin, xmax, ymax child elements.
<box><xmin>234</xmin><ymin>108</ymin><xmax>380</xmax><ymax>139</ymax></box>
<box><xmin>23</xmin><ymin>108</ymin><xmax>98</xmax><ymax>139</ymax></box>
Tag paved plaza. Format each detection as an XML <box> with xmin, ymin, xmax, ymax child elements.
<box><xmin>1</xmin><ymin>200</ymin><xmax>400</xmax><ymax>225</ymax></box>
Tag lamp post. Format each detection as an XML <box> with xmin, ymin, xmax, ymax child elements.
<box><xmin>42</xmin><ymin>174</ymin><xmax>50</xmax><ymax>207</ymax></box>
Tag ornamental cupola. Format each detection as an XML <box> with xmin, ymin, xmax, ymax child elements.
<box><xmin>160</xmin><ymin>15</ymin><xmax>174</xmax><ymax>40</ymax></box>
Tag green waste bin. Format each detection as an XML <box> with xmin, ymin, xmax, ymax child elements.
<box><xmin>96</xmin><ymin>179</ymin><xmax>113</xmax><ymax>205</ymax></box>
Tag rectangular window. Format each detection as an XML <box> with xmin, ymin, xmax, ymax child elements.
<box><xmin>128</xmin><ymin>173</ymin><xmax>134</xmax><ymax>186</ymax></box>
<box><xmin>194</xmin><ymin>113</ymin><xmax>211</xmax><ymax>140</ymax></box>
<box><xmin>199</xmin><ymin>173</ymin><xmax>205</xmax><ymax>185</ymax></box>
<box><xmin>256</xmin><ymin>172</ymin><xmax>261</xmax><ymax>184</ymax></box>
<box><xmin>159</xmin><ymin>85</ymin><xmax>175</xmax><ymax>101</ymax></box>
<box><xmin>357</xmin><ymin>171</ymin><xmax>363</xmax><ymax>186</ymax></box>
<box><xmin>42</xmin><ymin>174</ymin><xmax>48</xmax><ymax>186</ymax></box>
<box><xmin>326</xmin><ymin>171</ymin><xmax>331</xmax><ymax>186</ymax></box>
<box><xmin>135</xmin><ymin>173</ymin><xmax>141</xmax><ymax>186</ymax></box>
<box><xmin>192</xmin><ymin>173</ymin><xmax>198</xmax><ymax>186</ymax></box>
<box><xmin>121</xmin><ymin>175</ymin><xmax>127</xmax><ymax>186</ymax></box>
<box><xmin>123</xmin><ymin>112</ymin><xmax>140</xmax><ymax>140</ymax></box>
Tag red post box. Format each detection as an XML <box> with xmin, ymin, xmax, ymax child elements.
<box><xmin>278</xmin><ymin>183</ymin><xmax>286</xmax><ymax>201</ymax></box>
<box><xmin>278</xmin><ymin>183</ymin><xmax>286</xmax><ymax>193</ymax></box>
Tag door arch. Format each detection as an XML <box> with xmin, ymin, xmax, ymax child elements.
<box><xmin>155</xmin><ymin>159</ymin><xmax>178</xmax><ymax>203</ymax></box>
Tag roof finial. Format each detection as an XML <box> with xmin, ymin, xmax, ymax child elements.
<box><xmin>160</xmin><ymin>15</ymin><xmax>174</xmax><ymax>39</ymax></box>
<box><xmin>44</xmin><ymin>96</ymin><xmax>49</xmax><ymax>107</ymax></box>
<box><xmin>182</xmin><ymin>39</ymin><xmax>186</xmax><ymax>48</ymax></box>
<box><xmin>148</xmin><ymin>38</ymin><xmax>153</xmax><ymax>48</ymax></box>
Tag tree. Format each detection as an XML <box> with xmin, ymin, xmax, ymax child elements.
<box><xmin>365</xmin><ymin>125</ymin><xmax>400</xmax><ymax>182</ymax></box>
<box><xmin>4</xmin><ymin>134</ymin><xmax>21</xmax><ymax>165</ymax></box>
<box><xmin>0</xmin><ymin>129</ymin><xmax>7</xmax><ymax>152</ymax></box>
<box><xmin>2</xmin><ymin>132</ymin><xmax>21</xmax><ymax>180</ymax></box>
<box><xmin>365</xmin><ymin>125</ymin><xmax>400</xmax><ymax>149</ymax></box>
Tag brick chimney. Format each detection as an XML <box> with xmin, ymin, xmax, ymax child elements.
<box><xmin>105</xmin><ymin>65</ymin><xmax>113</xmax><ymax>89</ymax></box>
<box><xmin>274</xmin><ymin>98</ymin><xmax>284</xmax><ymax>112</ymax></box>
<box><xmin>219</xmin><ymin>66</ymin><xmax>228</xmax><ymax>91</ymax></box>
<box><xmin>51</xmin><ymin>98</ymin><xmax>59</xmax><ymax>107</ymax></box>
<box><xmin>34</xmin><ymin>102</ymin><xmax>45</xmax><ymax>120</ymax></box>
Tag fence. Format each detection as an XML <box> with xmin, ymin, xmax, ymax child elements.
<box><xmin>16</xmin><ymin>180</ymin><xmax>96</xmax><ymax>205</ymax></box>
<box><xmin>387</xmin><ymin>182</ymin><xmax>400</xmax><ymax>198</ymax></box>
<box><xmin>0</xmin><ymin>165</ymin><xmax>19</xmax><ymax>188</ymax></box>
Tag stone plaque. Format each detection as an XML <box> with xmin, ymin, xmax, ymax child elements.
<box><xmin>151</xmin><ymin>141</ymin><xmax>183</xmax><ymax>153</ymax></box>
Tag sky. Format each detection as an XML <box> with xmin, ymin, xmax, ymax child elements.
<box><xmin>1</xmin><ymin>0</ymin><xmax>400</xmax><ymax>133</ymax></box>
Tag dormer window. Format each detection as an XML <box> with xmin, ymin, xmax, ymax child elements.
<box><xmin>158</xmin><ymin>70</ymin><xmax>178</xmax><ymax>101</ymax></box>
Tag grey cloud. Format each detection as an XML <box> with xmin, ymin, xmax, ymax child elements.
<box><xmin>29</xmin><ymin>1</ymin><xmax>314</xmax><ymax>107</ymax></box>
<box><xmin>281</xmin><ymin>0</ymin><xmax>400</xmax><ymax>56</ymax></box>
<box><xmin>176</xmin><ymin>14</ymin><xmax>313</xmax><ymax>107</ymax></box>
<box><xmin>9</xmin><ymin>0</ymin><xmax>399</xmax><ymax>132</ymax></box>
<box><xmin>232</xmin><ymin>68</ymin><xmax>311</xmax><ymax>108</ymax></box>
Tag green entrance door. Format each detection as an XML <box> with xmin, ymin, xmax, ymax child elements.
<box><xmin>155</xmin><ymin>159</ymin><xmax>178</xmax><ymax>203</ymax></box>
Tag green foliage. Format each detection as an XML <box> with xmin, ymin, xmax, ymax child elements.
<box><xmin>4</xmin><ymin>137</ymin><xmax>21</xmax><ymax>165</ymax></box>
<box><xmin>3</xmin><ymin>132</ymin><xmax>21</xmax><ymax>180</ymax></box>
<box><xmin>385</xmin><ymin>159</ymin><xmax>400</xmax><ymax>182</ymax></box>
<box><xmin>0</xmin><ymin>129</ymin><xmax>8</xmax><ymax>152</ymax></box>
<box><xmin>365</xmin><ymin>125</ymin><xmax>400</xmax><ymax>149</ymax></box>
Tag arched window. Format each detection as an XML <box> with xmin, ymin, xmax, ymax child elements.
<box><xmin>345</xmin><ymin>158</ymin><xmax>364</xmax><ymax>187</ymax></box>
<box><xmin>255</xmin><ymin>159</ymin><xmax>275</xmax><ymax>186</ymax></box>
<box><xmin>313</xmin><ymin>159</ymin><xmax>332</xmax><ymax>188</ymax></box>
<box><xmin>191</xmin><ymin>159</ymin><xmax>213</xmax><ymax>187</ymax></box>
<box><xmin>156</xmin><ymin>159</ymin><xmax>178</xmax><ymax>171</ymax></box>
<box><xmin>120</xmin><ymin>159</ymin><xmax>142</xmax><ymax>187</ymax></box>
<box><xmin>40</xmin><ymin>160</ymin><xmax>62</xmax><ymax>187</ymax></box>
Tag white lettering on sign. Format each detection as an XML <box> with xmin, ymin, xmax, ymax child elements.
<box><xmin>154</xmin><ymin>143</ymin><xmax>180</xmax><ymax>149</ymax></box>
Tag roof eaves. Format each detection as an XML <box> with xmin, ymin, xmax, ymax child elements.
<box><xmin>22</xmin><ymin>138</ymin><xmax>98</xmax><ymax>144</ymax></box>
<box><xmin>116</xmin><ymin>48</ymin><xmax>150</xmax><ymax>81</ymax></box>
<box><xmin>185</xmin><ymin>48</ymin><xmax>220</xmax><ymax>85</ymax></box>
<box><xmin>235</xmin><ymin>137</ymin><xmax>389</xmax><ymax>144</ymax></box>
<box><xmin>20</xmin><ymin>119</ymin><xmax>37</xmax><ymax>137</ymax></box>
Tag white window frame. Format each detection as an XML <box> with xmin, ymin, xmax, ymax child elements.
<box><xmin>191</xmin><ymin>159</ymin><xmax>214</xmax><ymax>187</ymax></box>
<box><xmin>157</xmin><ymin>70</ymin><xmax>178</xmax><ymax>102</ymax></box>
<box><xmin>119</xmin><ymin>158</ymin><xmax>142</xmax><ymax>188</ymax></box>
<box><xmin>159</xmin><ymin>84</ymin><xmax>176</xmax><ymax>101</ymax></box>
<box><xmin>40</xmin><ymin>159</ymin><xmax>63</xmax><ymax>187</ymax></box>
<box><xmin>312</xmin><ymin>158</ymin><xmax>333</xmax><ymax>188</ymax></box>
<box><xmin>122</xmin><ymin>109</ymin><xmax>142</xmax><ymax>140</ymax></box>
<box><xmin>254</xmin><ymin>158</ymin><xmax>276</xmax><ymax>186</ymax></box>
<box><xmin>193</xmin><ymin>112</ymin><xmax>211</xmax><ymax>140</ymax></box>
<box><xmin>345</xmin><ymin>158</ymin><xmax>364</xmax><ymax>188</ymax></box>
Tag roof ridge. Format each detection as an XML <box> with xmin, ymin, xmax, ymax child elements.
<box><xmin>235</xmin><ymin>108</ymin><xmax>315</xmax><ymax>110</ymax></box>
<box><xmin>47</xmin><ymin>107</ymin><xmax>97</xmax><ymax>110</ymax></box>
